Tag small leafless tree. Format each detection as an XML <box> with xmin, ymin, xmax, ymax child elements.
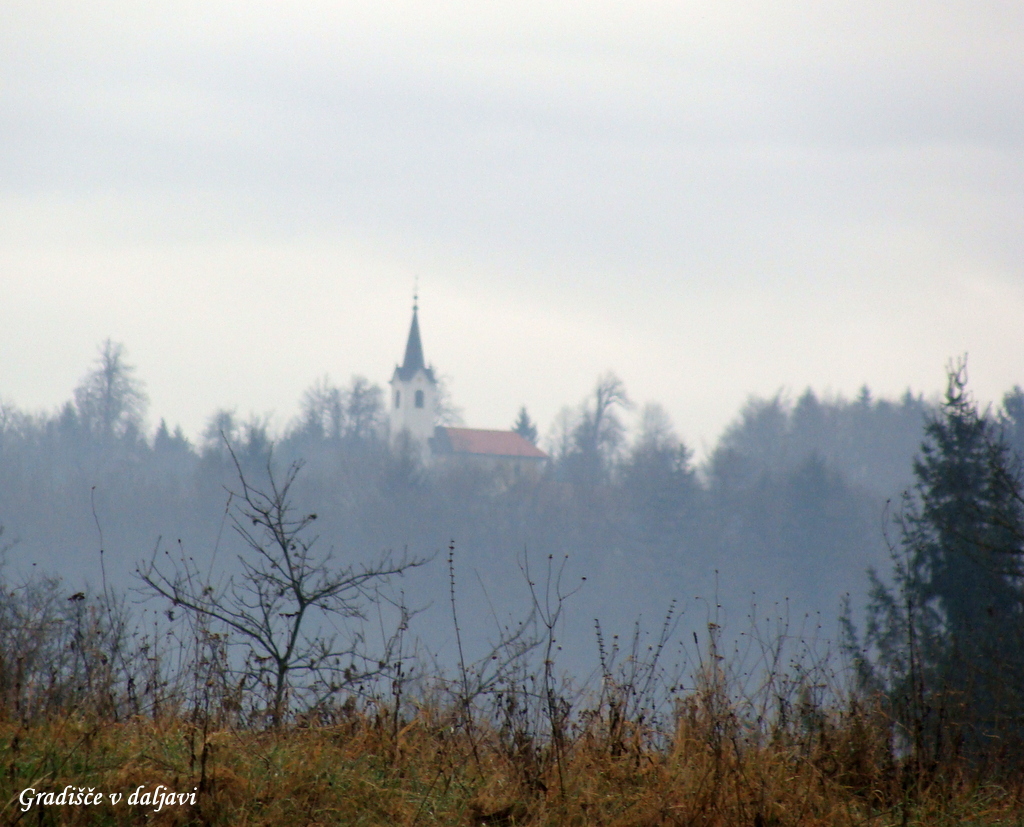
<box><xmin>138</xmin><ymin>447</ymin><xmax>423</xmax><ymax>726</ymax></box>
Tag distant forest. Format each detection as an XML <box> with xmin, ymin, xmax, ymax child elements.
<box><xmin>3</xmin><ymin>341</ymin><xmax>1024</xmax><ymax>668</ymax></box>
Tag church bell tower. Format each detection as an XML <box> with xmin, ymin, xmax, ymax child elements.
<box><xmin>389</xmin><ymin>296</ymin><xmax>438</xmax><ymax>450</ymax></box>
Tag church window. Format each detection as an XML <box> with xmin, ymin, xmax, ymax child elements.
<box><xmin>415</xmin><ymin>390</ymin><xmax>424</xmax><ymax>408</ymax></box>
<box><xmin>394</xmin><ymin>390</ymin><xmax>401</xmax><ymax>409</ymax></box>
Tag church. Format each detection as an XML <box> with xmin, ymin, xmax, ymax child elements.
<box><xmin>388</xmin><ymin>300</ymin><xmax>549</xmax><ymax>475</ymax></box>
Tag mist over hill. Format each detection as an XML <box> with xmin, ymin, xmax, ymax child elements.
<box><xmin>4</xmin><ymin>342</ymin><xmax>1022</xmax><ymax>677</ymax></box>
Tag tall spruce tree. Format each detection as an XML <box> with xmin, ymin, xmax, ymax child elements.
<box><xmin>512</xmin><ymin>406</ymin><xmax>539</xmax><ymax>445</ymax></box>
<box><xmin>850</xmin><ymin>361</ymin><xmax>1024</xmax><ymax>761</ymax></box>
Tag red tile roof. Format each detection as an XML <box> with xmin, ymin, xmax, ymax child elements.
<box><xmin>436</xmin><ymin>427</ymin><xmax>548</xmax><ymax>459</ymax></box>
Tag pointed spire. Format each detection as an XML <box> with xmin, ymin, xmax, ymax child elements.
<box><xmin>401</xmin><ymin>302</ymin><xmax>425</xmax><ymax>373</ymax></box>
<box><xmin>394</xmin><ymin>292</ymin><xmax>434</xmax><ymax>382</ymax></box>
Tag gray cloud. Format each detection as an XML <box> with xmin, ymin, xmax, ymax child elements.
<box><xmin>2</xmin><ymin>1</ymin><xmax>1022</xmax><ymax>446</ymax></box>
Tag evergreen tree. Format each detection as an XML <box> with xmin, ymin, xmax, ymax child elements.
<box><xmin>849</xmin><ymin>362</ymin><xmax>1024</xmax><ymax>761</ymax></box>
<box><xmin>1000</xmin><ymin>385</ymin><xmax>1024</xmax><ymax>462</ymax></box>
<box><xmin>621</xmin><ymin>403</ymin><xmax>697</xmax><ymax>551</ymax></box>
<box><xmin>512</xmin><ymin>406</ymin><xmax>539</xmax><ymax>445</ymax></box>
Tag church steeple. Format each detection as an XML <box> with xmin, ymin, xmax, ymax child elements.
<box><xmin>389</xmin><ymin>294</ymin><xmax>438</xmax><ymax>452</ymax></box>
<box><xmin>397</xmin><ymin>298</ymin><xmax>426</xmax><ymax>380</ymax></box>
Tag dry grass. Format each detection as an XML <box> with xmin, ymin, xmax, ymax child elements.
<box><xmin>3</xmin><ymin>693</ymin><xmax>1023</xmax><ymax>827</ymax></box>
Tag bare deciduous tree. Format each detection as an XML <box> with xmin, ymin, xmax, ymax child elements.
<box><xmin>344</xmin><ymin>376</ymin><xmax>385</xmax><ymax>441</ymax></box>
<box><xmin>553</xmin><ymin>372</ymin><xmax>631</xmax><ymax>485</ymax></box>
<box><xmin>297</xmin><ymin>376</ymin><xmax>345</xmax><ymax>441</ymax></box>
<box><xmin>138</xmin><ymin>448</ymin><xmax>423</xmax><ymax>726</ymax></box>
<box><xmin>73</xmin><ymin>339</ymin><xmax>148</xmax><ymax>443</ymax></box>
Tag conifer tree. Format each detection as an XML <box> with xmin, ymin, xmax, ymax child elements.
<box><xmin>850</xmin><ymin>361</ymin><xmax>1024</xmax><ymax>760</ymax></box>
<box><xmin>512</xmin><ymin>406</ymin><xmax>539</xmax><ymax>445</ymax></box>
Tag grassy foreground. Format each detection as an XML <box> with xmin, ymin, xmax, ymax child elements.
<box><xmin>3</xmin><ymin>700</ymin><xmax>1023</xmax><ymax>827</ymax></box>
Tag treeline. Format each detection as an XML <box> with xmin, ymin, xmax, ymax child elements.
<box><xmin>4</xmin><ymin>342</ymin><xmax>1024</xmax><ymax>661</ymax></box>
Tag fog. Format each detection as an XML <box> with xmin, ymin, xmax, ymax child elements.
<box><xmin>5</xmin><ymin>338</ymin><xmax>991</xmax><ymax>680</ymax></box>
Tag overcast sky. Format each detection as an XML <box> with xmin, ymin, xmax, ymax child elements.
<box><xmin>2</xmin><ymin>1</ymin><xmax>1022</xmax><ymax>454</ymax></box>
